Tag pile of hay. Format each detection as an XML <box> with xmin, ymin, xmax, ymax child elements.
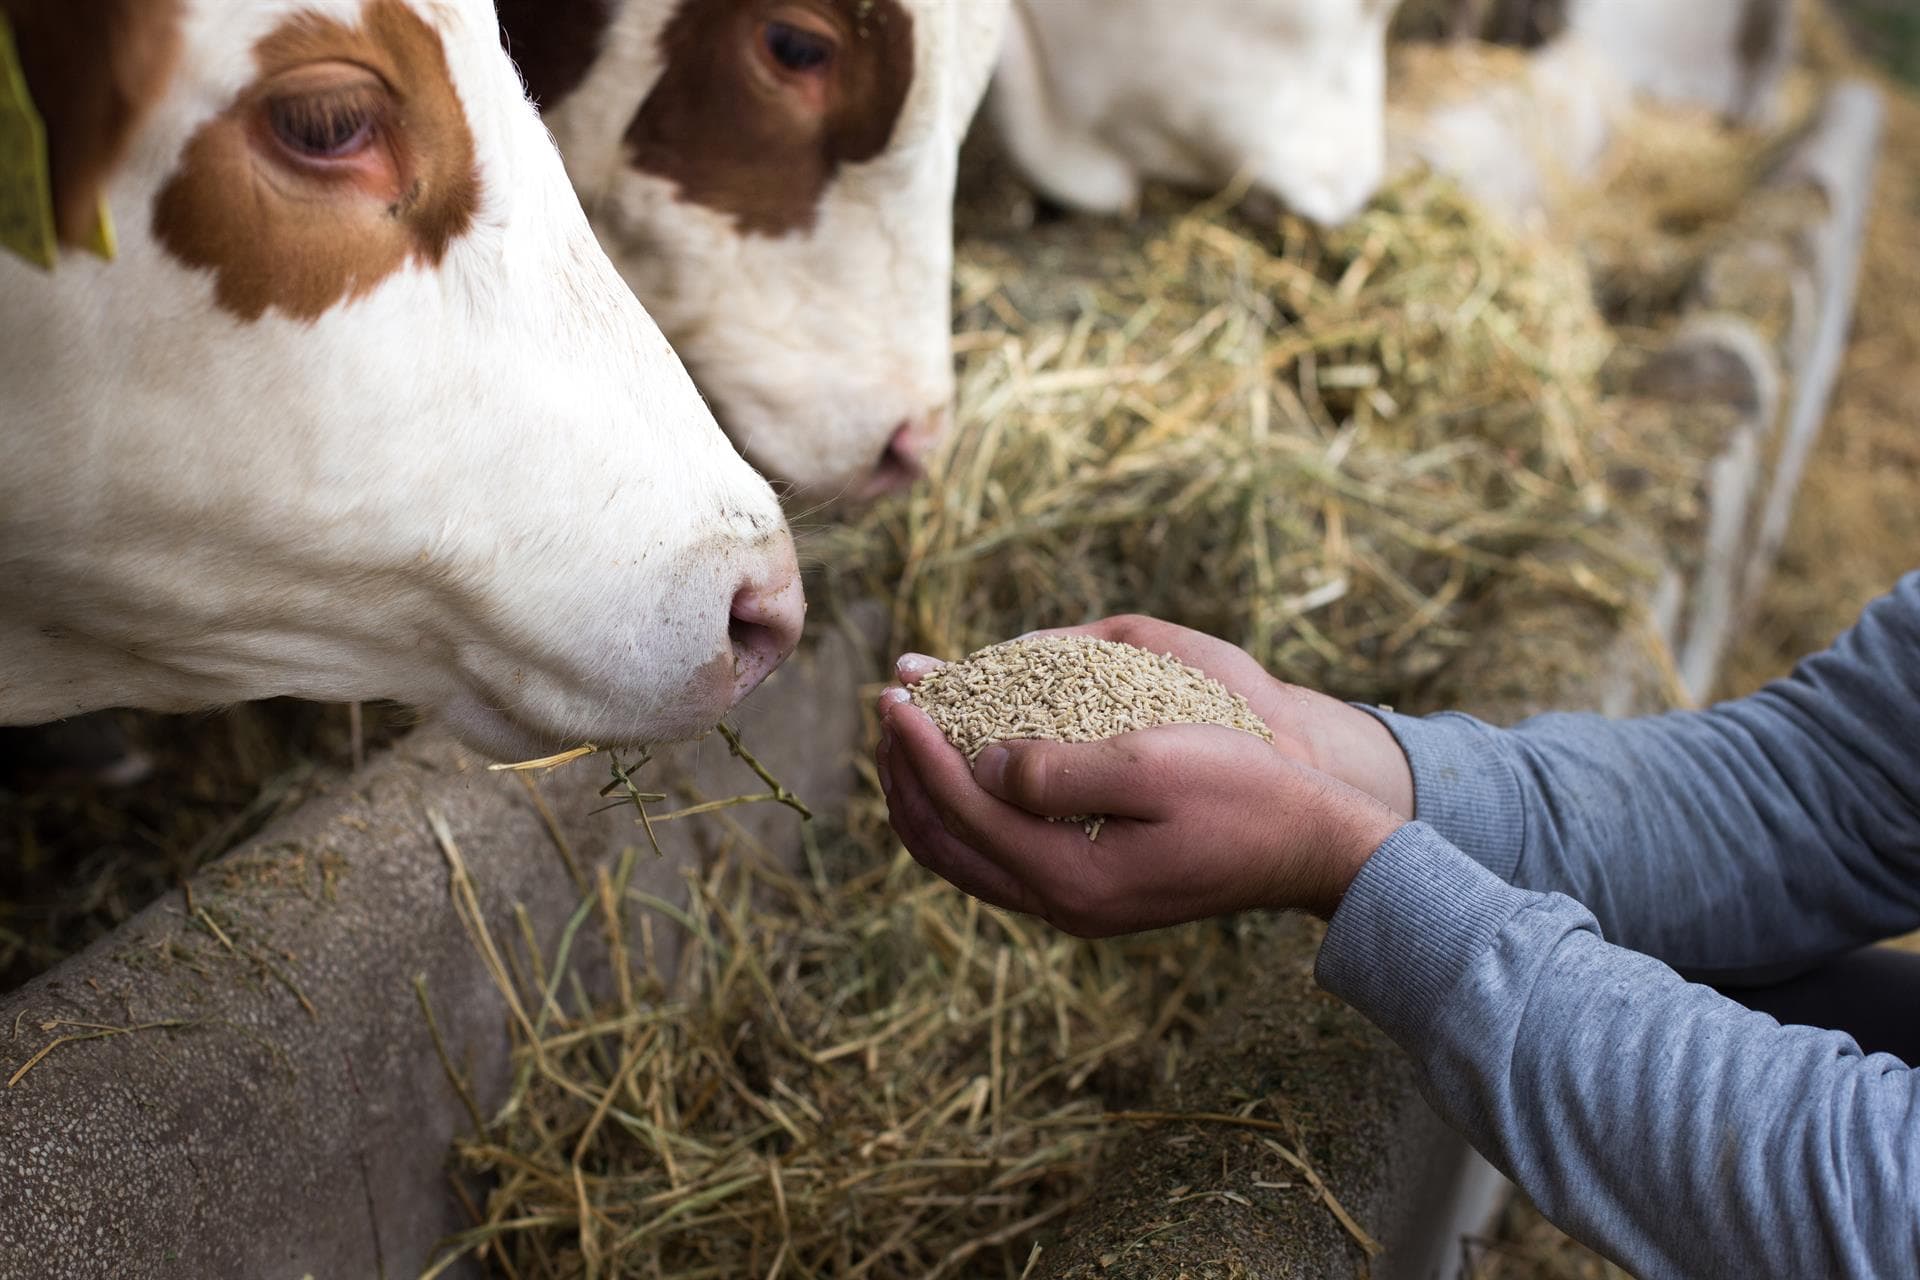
<box><xmin>823</xmin><ymin>173</ymin><xmax>1679</xmax><ymax>704</ymax></box>
<box><xmin>426</xmin><ymin>811</ymin><xmax>1255</xmax><ymax>1279</ymax></box>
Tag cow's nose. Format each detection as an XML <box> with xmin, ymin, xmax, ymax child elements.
<box><xmin>728</xmin><ymin>556</ymin><xmax>805</xmax><ymax>702</ymax></box>
<box><xmin>858</xmin><ymin>413</ymin><xmax>946</xmax><ymax>499</ymax></box>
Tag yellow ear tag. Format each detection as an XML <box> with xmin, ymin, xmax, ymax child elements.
<box><xmin>84</xmin><ymin>194</ymin><xmax>116</xmax><ymax>262</ymax></box>
<box><xmin>0</xmin><ymin>14</ymin><xmax>113</xmax><ymax>268</ymax></box>
<box><xmin>0</xmin><ymin>14</ymin><xmax>57</xmax><ymax>269</ymax></box>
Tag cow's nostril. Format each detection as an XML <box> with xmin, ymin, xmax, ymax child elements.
<box><xmin>727</xmin><ymin>571</ymin><xmax>805</xmax><ymax>703</ymax></box>
<box><xmin>856</xmin><ymin>417</ymin><xmax>941</xmax><ymax>499</ymax></box>
<box><xmin>868</xmin><ymin>441</ymin><xmax>923</xmax><ymax>493</ymax></box>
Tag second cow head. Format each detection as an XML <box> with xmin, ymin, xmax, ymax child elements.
<box><xmin>499</xmin><ymin>0</ymin><xmax>1009</xmax><ymax>503</ymax></box>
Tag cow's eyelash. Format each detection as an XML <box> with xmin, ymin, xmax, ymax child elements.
<box><xmin>266</xmin><ymin>86</ymin><xmax>384</xmax><ymax>160</ymax></box>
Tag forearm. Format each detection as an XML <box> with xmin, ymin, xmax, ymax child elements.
<box><xmin>1319</xmin><ymin>827</ymin><xmax>1920</xmax><ymax>1278</ymax></box>
<box><xmin>1365</xmin><ymin>573</ymin><xmax>1920</xmax><ymax>975</ymax></box>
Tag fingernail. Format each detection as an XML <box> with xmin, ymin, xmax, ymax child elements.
<box><xmin>876</xmin><ymin>734</ymin><xmax>894</xmax><ymax>793</ymax></box>
<box><xmin>974</xmin><ymin>744</ymin><xmax>1009</xmax><ymax>796</ymax></box>
<box><xmin>880</xmin><ymin>686</ymin><xmax>911</xmax><ymax>708</ymax></box>
<box><xmin>896</xmin><ymin>652</ymin><xmax>943</xmax><ymax>679</ymax></box>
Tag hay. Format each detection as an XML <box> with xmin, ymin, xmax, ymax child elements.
<box><xmin>1568</xmin><ymin>96</ymin><xmax>1803</xmax><ymax>326</ymax></box>
<box><xmin>824</xmin><ymin>174</ymin><xmax>1680</xmax><ymax>703</ymax></box>
<box><xmin>426</xmin><ymin>801</ymin><xmax>1248</xmax><ymax>1280</ymax></box>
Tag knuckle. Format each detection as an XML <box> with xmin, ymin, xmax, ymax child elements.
<box><xmin>1006</xmin><ymin>746</ymin><xmax>1056</xmax><ymax>809</ymax></box>
<box><xmin>1127</xmin><ymin>731</ymin><xmax>1187</xmax><ymax>781</ymax></box>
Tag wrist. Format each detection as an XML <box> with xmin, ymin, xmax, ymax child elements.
<box><xmin>1309</xmin><ymin>701</ymin><xmax>1417</xmax><ymax>820</ymax></box>
<box><xmin>1321</xmin><ymin>806</ymin><xmax>1404</xmax><ymax>919</ymax></box>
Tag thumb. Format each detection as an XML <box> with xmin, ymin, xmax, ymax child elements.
<box><xmin>973</xmin><ymin>734</ymin><xmax>1182</xmax><ymax>821</ymax></box>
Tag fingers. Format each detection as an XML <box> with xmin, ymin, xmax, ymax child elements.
<box><xmin>972</xmin><ymin>734</ymin><xmax>1178</xmax><ymax>821</ymax></box>
<box><xmin>879</xmin><ymin>691</ymin><xmax>1039</xmax><ymax>852</ymax></box>
<box><xmin>893</xmin><ymin>653</ymin><xmax>945</xmax><ymax>686</ymax></box>
<box><xmin>879</xmin><ymin>732</ymin><xmax>1039</xmax><ymax>915</ymax></box>
<box><xmin>1025</xmin><ymin>614</ymin><xmax>1181</xmax><ymax>649</ymax></box>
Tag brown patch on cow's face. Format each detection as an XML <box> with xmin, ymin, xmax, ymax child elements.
<box><xmin>151</xmin><ymin>0</ymin><xmax>480</xmax><ymax>322</ymax></box>
<box><xmin>624</xmin><ymin>0</ymin><xmax>913</xmax><ymax>236</ymax></box>
<box><xmin>496</xmin><ymin>0</ymin><xmax>620</xmax><ymax>110</ymax></box>
<box><xmin>4</xmin><ymin>0</ymin><xmax>183</xmax><ymax>247</ymax></box>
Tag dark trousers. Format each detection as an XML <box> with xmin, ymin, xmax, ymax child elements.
<box><xmin>1715</xmin><ymin>946</ymin><xmax>1920</xmax><ymax>1064</ymax></box>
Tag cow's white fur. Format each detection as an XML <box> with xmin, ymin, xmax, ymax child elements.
<box><xmin>0</xmin><ymin>0</ymin><xmax>799</xmax><ymax>760</ymax></box>
<box><xmin>1386</xmin><ymin>37</ymin><xmax>1628</xmax><ymax>226</ymax></box>
<box><xmin>1566</xmin><ymin>0</ymin><xmax>1794</xmax><ymax>127</ymax></box>
<box><xmin>539</xmin><ymin>0</ymin><xmax>1010</xmax><ymax>500</ymax></box>
<box><xmin>990</xmin><ymin>0</ymin><xmax>1402</xmax><ymax>228</ymax></box>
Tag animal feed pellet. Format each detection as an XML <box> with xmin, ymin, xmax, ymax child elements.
<box><xmin>908</xmin><ymin>635</ymin><xmax>1274</xmax><ymax>838</ymax></box>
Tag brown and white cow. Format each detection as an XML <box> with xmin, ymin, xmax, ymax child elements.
<box><xmin>495</xmin><ymin>0</ymin><xmax>1010</xmax><ymax>502</ymax></box>
<box><xmin>1</xmin><ymin>0</ymin><xmax>803</xmax><ymax>761</ymax></box>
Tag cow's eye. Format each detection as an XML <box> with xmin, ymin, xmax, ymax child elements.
<box><xmin>763</xmin><ymin>19</ymin><xmax>834</xmax><ymax>73</ymax></box>
<box><xmin>267</xmin><ymin>90</ymin><xmax>379</xmax><ymax>161</ymax></box>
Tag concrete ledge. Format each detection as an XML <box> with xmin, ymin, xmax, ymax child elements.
<box><xmin>0</xmin><ymin>615</ymin><xmax>878</xmax><ymax>1279</ymax></box>
<box><xmin>1735</xmin><ymin>82</ymin><xmax>1885</xmax><ymax>619</ymax></box>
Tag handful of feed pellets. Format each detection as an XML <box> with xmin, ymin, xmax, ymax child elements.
<box><xmin>907</xmin><ymin>635</ymin><xmax>1275</xmax><ymax>839</ymax></box>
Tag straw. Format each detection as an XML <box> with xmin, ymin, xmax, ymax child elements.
<box><xmin>820</xmin><ymin>173</ymin><xmax>1702</xmax><ymax>706</ymax></box>
<box><xmin>423</xmin><ymin>790</ymin><xmax>1255</xmax><ymax>1279</ymax></box>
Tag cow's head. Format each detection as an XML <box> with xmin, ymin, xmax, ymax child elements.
<box><xmin>0</xmin><ymin>0</ymin><xmax>803</xmax><ymax>760</ymax></box>
<box><xmin>1240</xmin><ymin>0</ymin><xmax>1403</xmax><ymax>225</ymax></box>
<box><xmin>498</xmin><ymin>0</ymin><xmax>1010</xmax><ymax>503</ymax></box>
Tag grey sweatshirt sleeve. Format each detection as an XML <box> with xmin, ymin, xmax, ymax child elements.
<box><xmin>1364</xmin><ymin>571</ymin><xmax>1920</xmax><ymax>982</ymax></box>
<box><xmin>1317</xmin><ymin>826</ymin><xmax>1920</xmax><ymax>1279</ymax></box>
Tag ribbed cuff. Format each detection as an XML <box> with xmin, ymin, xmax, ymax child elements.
<box><xmin>1353</xmin><ymin>707</ymin><xmax>1527</xmax><ymax>881</ymax></box>
<box><xmin>1316</xmin><ymin>822</ymin><xmax>1532</xmax><ymax>1046</ymax></box>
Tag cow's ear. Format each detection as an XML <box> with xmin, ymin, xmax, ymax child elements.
<box><xmin>2</xmin><ymin>0</ymin><xmax>181</xmax><ymax>251</ymax></box>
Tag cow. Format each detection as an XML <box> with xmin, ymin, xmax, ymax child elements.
<box><xmin>1561</xmin><ymin>0</ymin><xmax>1796</xmax><ymax>127</ymax></box>
<box><xmin>494</xmin><ymin>0</ymin><xmax>1012</xmax><ymax>503</ymax></box>
<box><xmin>0</xmin><ymin>0</ymin><xmax>805</xmax><ymax>763</ymax></box>
<box><xmin>987</xmin><ymin>0</ymin><xmax>1404</xmax><ymax>229</ymax></box>
<box><xmin>1407</xmin><ymin>0</ymin><xmax>1796</xmax><ymax>127</ymax></box>
<box><xmin>1382</xmin><ymin>0</ymin><xmax>1795</xmax><ymax>226</ymax></box>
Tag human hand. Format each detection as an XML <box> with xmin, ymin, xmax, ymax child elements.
<box><xmin>1008</xmin><ymin>615</ymin><xmax>1415</xmax><ymax>818</ymax></box>
<box><xmin>874</xmin><ymin>661</ymin><xmax>1406</xmax><ymax>935</ymax></box>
